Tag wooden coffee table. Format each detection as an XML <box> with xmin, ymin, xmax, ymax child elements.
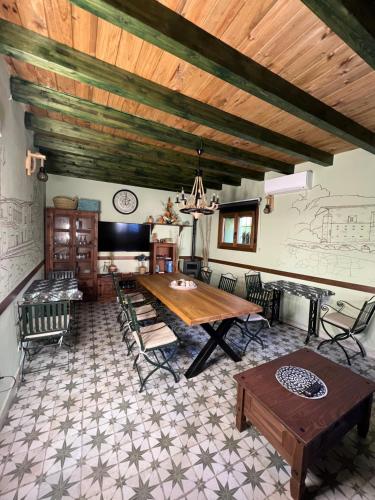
<box><xmin>234</xmin><ymin>348</ymin><xmax>375</xmax><ymax>499</ymax></box>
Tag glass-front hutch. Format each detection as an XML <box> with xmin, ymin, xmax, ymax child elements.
<box><xmin>45</xmin><ymin>208</ymin><xmax>98</xmax><ymax>300</ymax></box>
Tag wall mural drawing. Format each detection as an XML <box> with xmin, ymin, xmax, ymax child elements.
<box><xmin>0</xmin><ymin>144</ymin><xmax>44</xmax><ymax>304</ymax></box>
<box><xmin>279</xmin><ymin>184</ymin><xmax>375</xmax><ymax>283</ymax></box>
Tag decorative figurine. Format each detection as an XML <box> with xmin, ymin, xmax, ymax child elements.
<box><xmin>159</xmin><ymin>197</ymin><xmax>180</xmax><ymax>225</ymax></box>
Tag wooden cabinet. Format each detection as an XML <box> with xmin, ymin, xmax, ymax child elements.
<box><xmin>97</xmin><ymin>274</ymin><xmax>116</xmax><ymax>301</ymax></box>
<box><xmin>97</xmin><ymin>273</ymin><xmax>141</xmax><ymax>301</ymax></box>
<box><xmin>45</xmin><ymin>208</ymin><xmax>98</xmax><ymax>301</ymax></box>
<box><xmin>149</xmin><ymin>242</ymin><xmax>177</xmax><ymax>274</ymax></box>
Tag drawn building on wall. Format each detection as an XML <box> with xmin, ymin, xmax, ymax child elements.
<box><xmin>318</xmin><ymin>203</ymin><xmax>375</xmax><ymax>244</ymax></box>
<box><xmin>0</xmin><ymin>198</ymin><xmax>33</xmax><ymax>257</ymax></box>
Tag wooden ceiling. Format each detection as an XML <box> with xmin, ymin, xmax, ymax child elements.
<box><xmin>0</xmin><ymin>0</ymin><xmax>374</xmax><ymax>191</ymax></box>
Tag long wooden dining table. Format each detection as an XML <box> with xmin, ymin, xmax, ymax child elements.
<box><xmin>137</xmin><ymin>273</ymin><xmax>262</xmax><ymax>378</ymax></box>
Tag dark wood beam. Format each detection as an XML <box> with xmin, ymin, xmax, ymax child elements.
<box><xmin>47</xmin><ymin>163</ymin><xmax>188</xmax><ymax>191</ymax></box>
<box><xmin>35</xmin><ymin>134</ymin><xmax>264</xmax><ymax>181</ymax></box>
<box><xmin>71</xmin><ymin>0</ymin><xmax>375</xmax><ymax>155</ymax></box>
<box><xmin>48</xmin><ymin>162</ymin><xmax>198</xmax><ymax>190</ymax></box>
<box><xmin>43</xmin><ymin>151</ymin><xmax>230</xmax><ymax>189</ymax></box>
<box><xmin>26</xmin><ymin>114</ymin><xmax>264</xmax><ymax>183</ymax></box>
<box><xmin>0</xmin><ymin>19</ymin><xmax>332</xmax><ymax>165</ymax></box>
<box><xmin>11</xmin><ymin>77</ymin><xmax>292</xmax><ymax>175</ymax></box>
<box><xmin>301</xmin><ymin>1</ymin><xmax>375</xmax><ymax>70</ymax></box>
<box><xmin>35</xmin><ymin>134</ymin><xmax>263</xmax><ymax>182</ymax></box>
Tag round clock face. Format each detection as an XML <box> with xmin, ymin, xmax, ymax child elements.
<box><xmin>112</xmin><ymin>189</ymin><xmax>138</xmax><ymax>215</ymax></box>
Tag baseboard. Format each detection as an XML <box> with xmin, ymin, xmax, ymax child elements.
<box><xmin>0</xmin><ymin>365</ymin><xmax>21</xmax><ymax>431</ymax></box>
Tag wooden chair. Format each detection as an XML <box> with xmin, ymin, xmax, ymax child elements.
<box><xmin>318</xmin><ymin>296</ymin><xmax>375</xmax><ymax>365</ymax></box>
<box><xmin>198</xmin><ymin>267</ymin><xmax>212</xmax><ymax>284</ymax></box>
<box><xmin>218</xmin><ymin>273</ymin><xmax>237</xmax><ymax>294</ymax></box>
<box><xmin>18</xmin><ymin>300</ymin><xmax>71</xmax><ymax>380</ymax></box>
<box><xmin>48</xmin><ymin>270</ymin><xmax>75</xmax><ymax>279</ymax></box>
<box><xmin>127</xmin><ymin>300</ymin><xmax>179</xmax><ymax>392</ymax></box>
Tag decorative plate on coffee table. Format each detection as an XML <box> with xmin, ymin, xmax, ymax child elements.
<box><xmin>275</xmin><ymin>365</ymin><xmax>328</xmax><ymax>399</ymax></box>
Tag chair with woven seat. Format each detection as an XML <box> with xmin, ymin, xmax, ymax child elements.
<box><xmin>113</xmin><ymin>273</ymin><xmax>147</xmax><ymax>303</ymax></box>
<box><xmin>18</xmin><ymin>300</ymin><xmax>71</xmax><ymax>381</ymax></box>
<box><xmin>112</xmin><ymin>273</ymin><xmax>157</xmax><ymax>333</ymax></box>
<box><xmin>318</xmin><ymin>296</ymin><xmax>375</xmax><ymax>365</ymax></box>
<box><xmin>48</xmin><ymin>270</ymin><xmax>76</xmax><ymax>280</ymax></box>
<box><xmin>112</xmin><ymin>273</ymin><xmax>147</xmax><ymax>325</ymax></box>
<box><xmin>198</xmin><ymin>267</ymin><xmax>213</xmax><ymax>284</ymax></box>
<box><xmin>218</xmin><ymin>273</ymin><xmax>237</xmax><ymax>294</ymax></box>
<box><xmin>127</xmin><ymin>301</ymin><xmax>180</xmax><ymax>392</ymax></box>
<box><xmin>118</xmin><ymin>292</ymin><xmax>158</xmax><ymax>354</ymax></box>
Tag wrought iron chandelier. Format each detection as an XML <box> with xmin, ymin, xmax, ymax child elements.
<box><xmin>175</xmin><ymin>144</ymin><xmax>219</xmax><ymax>220</ymax></box>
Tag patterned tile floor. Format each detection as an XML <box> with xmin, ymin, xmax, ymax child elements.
<box><xmin>1</xmin><ymin>301</ymin><xmax>375</xmax><ymax>500</ymax></box>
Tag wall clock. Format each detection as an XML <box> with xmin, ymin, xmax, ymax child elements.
<box><xmin>112</xmin><ymin>189</ymin><xmax>138</xmax><ymax>215</ymax></box>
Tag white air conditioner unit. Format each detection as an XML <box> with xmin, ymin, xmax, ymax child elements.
<box><xmin>264</xmin><ymin>170</ymin><xmax>313</xmax><ymax>195</ymax></box>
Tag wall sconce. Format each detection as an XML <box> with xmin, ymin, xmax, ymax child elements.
<box><xmin>263</xmin><ymin>194</ymin><xmax>274</xmax><ymax>214</ymax></box>
<box><xmin>25</xmin><ymin>150</ymin><xmax>48</xmax><ymax>182</ymax></box>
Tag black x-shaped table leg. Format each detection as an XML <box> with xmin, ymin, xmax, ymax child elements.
<box><xmin>185</xmin><ymin>318</ymin><xmax>241</xmax><ymax>379</ymax></box>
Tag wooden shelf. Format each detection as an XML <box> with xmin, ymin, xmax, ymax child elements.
<box><xmin>143</xmin><ymin>222</ymin><xmax>192</xmax><ymax>235</ymax></box>
<box><xmin>150</xmin><ymin>242</ymin><xmax>177</xmax><ymax>273</ymax></box>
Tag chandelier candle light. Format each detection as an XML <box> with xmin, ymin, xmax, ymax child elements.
<box><xmin>176</xmin><ymin>146</ymin><xmax>219</xmax><ymax>220</ymax></box>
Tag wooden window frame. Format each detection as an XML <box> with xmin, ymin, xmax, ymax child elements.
<box><xmin>218</xmin><ymin>206</ymin><xmax>259</xmax><ymax>252</ymax></box>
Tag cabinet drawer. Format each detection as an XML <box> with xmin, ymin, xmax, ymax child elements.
<box><xmin>244</xmin><ymin>394</ymin><xmax>296</xmax><ymax>463</ymax></box>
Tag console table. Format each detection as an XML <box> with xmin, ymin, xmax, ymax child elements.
<box><xmin>234</xmin><ymin>349</ymin><xmax>375</xmax><ymax>500</ymax></box>
<box><xmin>264</xmin><ymin>280</ymin><xmax>334</xmax><ymax>343</ymax></box>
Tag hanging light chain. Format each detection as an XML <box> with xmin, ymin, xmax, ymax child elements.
<box><xmin>176</xmin><ymin>139</ymin><xmax>219</xmax><ymax>217</ymax></box>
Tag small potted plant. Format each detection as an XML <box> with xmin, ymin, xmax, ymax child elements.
<box><xmin>135</xmin><ymin>254</ymin><xmax>149</xmax><ymax>274</ymax></box>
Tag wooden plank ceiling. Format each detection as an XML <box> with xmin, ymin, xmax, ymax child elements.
<box><xmin>0</xmin><ymin>0</ymin><xmax>374</xmax><ymax>191</ymax></box>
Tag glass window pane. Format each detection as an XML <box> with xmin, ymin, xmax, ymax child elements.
<box><xmin>239</xmin><ymin>216</ymin><xmax>252</xmax><ymax>245</ymax></box>
<box><xmin>55</xmin><ymin>216</ymin><xmax>70</xmax><ymax>230</ymax></box>
<box><xmin>223</xmin><ymin>217</ymin><xmax>235</xmax><ymax>243</ymax></box>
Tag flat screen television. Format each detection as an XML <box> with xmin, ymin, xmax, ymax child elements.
<box><xmin>98</xmin><ymin>221</ymin><xmax>150</xmax><ymax>252</ymax></box>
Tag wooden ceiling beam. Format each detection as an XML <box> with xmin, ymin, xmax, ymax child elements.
<box><xmin>47</xmin><ymin>163</ymin><xmax>189</xmax><ymax>192</ymax></box>
<box><xmin>11</xmin><ymin>77</ymin><xmax>292</xmax><ymax>175</ymax></box>
<box><xmin>0</xmin><ymin>19</ymin><xmax>332</xmax><ymax>165</ymax></box>
<box><xmin>47</xmin><ymin>163</ymin><xmax>219</xmax><ymax>191</ymax></box>
<box><xmin>301</xmin><ymin>1</ymin><xmax>375</xmax><ymax>70</ymax></box>
<box><xmin>27</xmin><ymin>114</ymin><xmax>264</xmax><ymax>181</ymax></box>
<box><xmin>43</xmin><ymin>151</ymin><xmax>233</xmax><ymax>189</ymax></box>
<box><xmin>34</xmin><ymin>134</ymin><xmax>264</xmax><ymax>182</ymax></box>
<box><xmin>71</xmin><ymin>0</ymin><xmax>375</xmax><ymax>155</ymax></box>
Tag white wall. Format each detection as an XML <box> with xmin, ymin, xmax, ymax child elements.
<box><xmin>203</xmin><ymin>149</ymin><xmax>375</xmax><ymax>350</ymax></box>
<box><xmin>46</xmin><ymin>175</ymin><xmax>193</xmax><ymax>273</ymax></box>
<box><xmin>0</xmin><ymin>57</ymin><xmax>45</xmax><ymax>422</ymax></box>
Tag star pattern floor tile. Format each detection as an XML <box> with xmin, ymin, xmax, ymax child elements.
<box><xmin>1</xmin><ymin>300</ymin><xmax>375</xmax><ymax>499</ymax></box>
